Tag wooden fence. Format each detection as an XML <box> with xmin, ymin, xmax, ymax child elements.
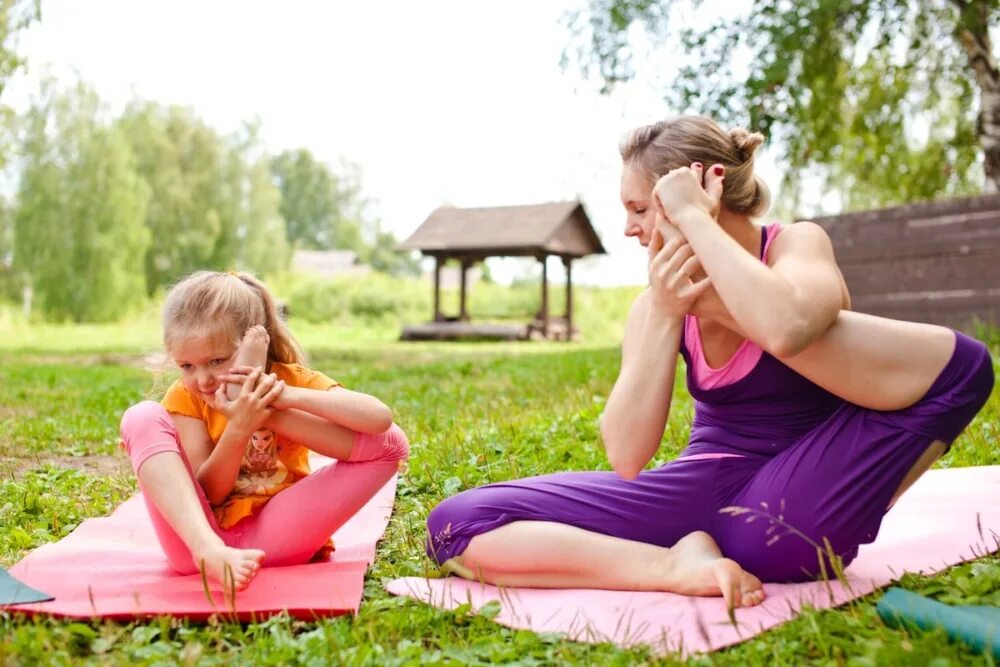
<box><xmin>809</xmin><ymin>193</ymin><xmax>1000</xmax><ymax>329</ymax></box>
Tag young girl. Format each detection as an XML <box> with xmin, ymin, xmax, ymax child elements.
<box><xmin>120</xmin><ymin>270</ymin><xmax>409</xmax><ymax>591</ymax></box>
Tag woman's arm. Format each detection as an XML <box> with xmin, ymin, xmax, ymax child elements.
<box><xmin>602</xmin><ymin>228</ymin><xmax>710</xmax><ymax>479</ymax></box>
<box><xmin>677</xmin><ymin>217</ymin><xmax>841</xmax><ymax>357</ymax></box>
<box><xmin>601</xmin><ymin>291</ymin><xmax>684</xmax><ymax>480</ymax></box>
<box><xmin>654</xmin><ymin>166</ymin><xmax>842</xmax><ymax>357</ymax></box>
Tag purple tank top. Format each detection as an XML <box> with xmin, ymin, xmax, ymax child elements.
<box><xmin>678</xmin><ymin>225</ymin><xmax>843</xmax><ymax>456</ymax></box>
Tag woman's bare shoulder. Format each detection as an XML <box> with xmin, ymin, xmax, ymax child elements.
<box><xmin>768</xmin><ymin>221</ymin><xmax>835</xmax><ymax>256</ymax></box>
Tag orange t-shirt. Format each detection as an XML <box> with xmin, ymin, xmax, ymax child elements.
<box><xmin>161</xmin><ymin>362</ymin><xmax>340</xmax><ymax>530</ymax></box>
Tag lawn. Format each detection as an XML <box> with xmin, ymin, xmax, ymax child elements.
<box><xmin>0</xmin><ymin>322</ymin><xmax>998</xmax><ymax>665</ymax></box>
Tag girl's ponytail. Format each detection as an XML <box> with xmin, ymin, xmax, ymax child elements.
<box><xmin>235</xmin><ymin>273</ymin><xmax>306</xmax><ymax>366</ymax></box>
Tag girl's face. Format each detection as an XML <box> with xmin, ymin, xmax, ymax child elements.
<box><xmin>171</xmin><ymin>332</ymin><xmax>237</xmax><ymax>402</ymax></box>
<box><xmin>620</xmin><ymin>165</ymin><xmax>657</xmax><ymax>247</ymax></box>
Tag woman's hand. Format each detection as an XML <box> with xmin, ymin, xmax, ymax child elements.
<box><xmin>213</xmin><ymin>367</ymin><xmax>285</xmax><ymax>434</ymax></box>
<box><xmin>652</xmin><ymin>163</ymin><xmax>724</xmax><ymax>227</ymax></box>
<box><xmin>647</xmin><ymin>221</ymin><xmax>713</xmax><ymax>319</ymax></box>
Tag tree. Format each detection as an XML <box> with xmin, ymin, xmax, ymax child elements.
<box><xmin>269</xmin><ymin>149</ymin><xmax>369</xmax><ymax>251</ymax></box>
<box><xmin>14</xmin><ymin>80</ymin><xmax>150</xmax><ymax>322</ymax></box>
<box><xmin>0</xmin><ymin>0</ymin><xmax>40</xmax><ymax>169</ymax></box>
<box><xmin>363</xmin><ymin>229</ymin><xmax>421</xmax><ymax>277</ymax></box>
<box><xmin>238</xmin><ymin>157</ymin><xmax>290</xmax><ymax>276</ymax></box>
<box><xmin>569</xmin><ymin>0</ymin><xmax>999</xmax><ymax>211</ymax></box>
<box><xmin>117</xmin><ymin>101</ymin><xmax>239</xmax><ymax>294</ymax></box>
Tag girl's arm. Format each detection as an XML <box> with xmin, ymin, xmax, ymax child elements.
<box><xmin>261</xmin><ymin>408</ymin><xmax>356</xmax><ymax>459</ymax></box>
<box><xmin>219</xmin><ymin>367</ymin><xmax>394</xmax><ymax>459</ymax></box>
<box><xmin>170</xmin><ymin>415</ymin><xmax>243</xmax><ymax>506</ymax></box>
<box><xmin>224</xmin><ymin>366</ymin><xmax>393</xmax><ymax>435</ymax></box>
<box><xmin>274</xmin><ymin>385</ymin><xmax>394</xmax><ymax>434</ymax></box>
<box><xmin>654</xmin><ymin>165</ymin><xmax>843</xmax><ymax>357</ymax></box>
<box><xmin>179</xmin><ymin>369</ymin><xmax>284</xmax><ymax>505</ymax></box>
<box><xmin>601</xmin><ymin>229</ymin><xmax>710</xmax><ymax>480</ymax></box>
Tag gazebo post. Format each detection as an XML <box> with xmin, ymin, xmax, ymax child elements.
<box><xmin>563</xmin><ymin>256</ymin><xmax>573</xmax><ymax>341</ymax></box>
<box><xmin>433</xmin><ymin>256</ymin><xmax>443</xmax><ymax>322</ymax></box>
<box><xmin>540</xmin><ymin>255</ymin><xmax>549</xmax><ymax>339</ymax></box>
<box><xmin>459</xmin><ymin>257</ymin><xmax>470</xmax><ymax>322</ymax></box>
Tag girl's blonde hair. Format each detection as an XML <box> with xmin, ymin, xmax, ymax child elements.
<box><xmin>162</xmin><ymin>270</ymin><xmax>305</xmax><ymax>366</ymax></box>
<box><xmin>619</xmin><ymin>115</ymin><xmax>771</xmax><ymax>217</ymax></box>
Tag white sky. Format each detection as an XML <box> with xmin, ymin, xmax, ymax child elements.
<box><xmin>4</xmin><ymin>0</ymin><xmax>779</xmax><ymax>285</ymax></box>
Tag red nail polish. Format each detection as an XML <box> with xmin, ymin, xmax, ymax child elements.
<box><xmin>693</xmin><ymin>162</ymin><xmax>703</xmax><ymax>169</ymax></box>
<box><xmin>713</xmin><ymin>165</ymin><xmax>724</xmax><ymax>176</ymax></box>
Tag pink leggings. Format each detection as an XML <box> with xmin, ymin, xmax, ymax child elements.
<box><xmin>119</xmin><ymin>401</ymin><xmax>409</xmax><ymax>574</ymax></box>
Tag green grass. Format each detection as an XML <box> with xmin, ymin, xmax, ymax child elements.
<box><xmin>0</xmin><ymin>330</ymin><xmax>998</xmax><ymax>665</ymax></box>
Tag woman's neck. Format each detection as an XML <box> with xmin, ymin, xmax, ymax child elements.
<box><xmin>717</xmin><ymin>209</ymin><xmax>760</xmax><ymax>256</ymax></box>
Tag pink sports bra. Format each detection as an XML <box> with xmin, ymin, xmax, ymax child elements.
<box><xmin>683</xmin><ymin>223</ymin><xmax>783</xmax><ymax>390</ymax></box>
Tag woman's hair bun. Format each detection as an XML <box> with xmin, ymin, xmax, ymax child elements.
<box><xmin>728</xmin><ymin>127</ymin><xmax>765</xmax><ymax>160</ymax></box>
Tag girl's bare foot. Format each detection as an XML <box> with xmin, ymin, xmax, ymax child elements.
<box><xmin>226</xmin><ymin>325</ymin><xmax>270</xmax><ymax>400</ymax></box>
<box><xmin>664</xmin><ymin>531</ymin><xmax>765</xmax><ymax>611</ymax></box>
<box><xmin>192</xmin><ymin>542</ymin><xmax>266</xmax><ymax>591</ymax></box>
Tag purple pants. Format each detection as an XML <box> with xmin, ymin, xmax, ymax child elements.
<box><xmin>426</xmin><ymin>332</ymin><xmax>994</xmax><ymax>582</ymax></box>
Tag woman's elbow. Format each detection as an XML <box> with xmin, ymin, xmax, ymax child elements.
<box><xmin>764</xmin><ymin>329</ymin><xmax>810</xmax><ymax>358</ymax></box>
<box><xmin>610</xmin><ymin>456</ymin><xmax>642</xmax><ymax>480</ymax></box>
<box><xmin>764</xmin><ymin>315</ymin><xmax>829</xmax><ymax>358</ymax></box>
<box><xmin>601</xmin><ymin>426</ymin><xmax>643</xmax><ymax>480</ymax></box>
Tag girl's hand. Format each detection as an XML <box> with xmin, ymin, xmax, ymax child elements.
<box><xmin>213</xmin><ymin>367</ymin><xmax>285</xmax><ymax>434</ymax></box>
<box><xmin>652</xmin><ymin>163</ymin><xmax>724</xmax><ymax>227</ymax></box>
<box><xmin>647</xmin><ymin>223</ymin><xmax>713</xmax><ymax>318</ymax></box>
<box><xmin>223</xmin><ymin>366</ymin><xmax>293</xmax><ymax>410</ymax></box>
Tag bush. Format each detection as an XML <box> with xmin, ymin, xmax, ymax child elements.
<box><xmin>279</xmin><ymin>273</ymin><xmax>429</xmax><ymax>325</ymax></box>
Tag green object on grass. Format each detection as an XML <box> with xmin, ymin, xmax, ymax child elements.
<box><xmin>0</xmin><ymin>567</ymin><xmax>54</xmax><ymax>605</ymax></box>
<box><xmin>877</xmin><ymin>587</ymin><xmax>1000</xmax><ymax>658</ymax></box>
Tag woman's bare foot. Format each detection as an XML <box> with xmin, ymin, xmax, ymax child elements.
<box><xmin>664</xmin><ymin>531</ymin><xmax>765</xmax><ymax>611</ymax></box>
<box><xmin>226</xmin><ymin>325</ymin><xmax>270</xmax><ymax>400</ymax></box>
<box><xmin>192</xmin><ymin>542</ymin><xmax>266</xmax><ymax>591</ymax></box>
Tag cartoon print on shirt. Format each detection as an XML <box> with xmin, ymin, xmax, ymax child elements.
<box><xmin>234</xmin><ymin>428</ymin><xmax>290</xmax><ymax>495</ymax></box>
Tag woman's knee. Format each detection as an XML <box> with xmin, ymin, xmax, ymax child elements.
<box><xmin>425</xmin><ymin>491</ymin><xmax>499</xmax><ymax>565</ymax></box>
<box><xmin>913</xmin><ymin>333</ymin><xmax>994</xmax><ymax>442</ymax></box>
<box><xmin>930</xmin><ymin>334</ymin><xmax>993</xmax><ymax>406</ymax></box>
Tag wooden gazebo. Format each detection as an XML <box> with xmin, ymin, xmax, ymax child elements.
<box><xmin>397</xmin><ymin>200</ymin><xmax>606</xmax><ymax>341</ymax></box>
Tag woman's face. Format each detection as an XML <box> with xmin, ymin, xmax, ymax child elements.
<box><xmin>620</xmin><ymin>165</ymin><xmax>656</xmax><ymax>247</ymax></box>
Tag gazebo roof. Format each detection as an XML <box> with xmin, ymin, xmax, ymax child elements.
<box><xmin>398</xmin><ymin>200</ymin><xmax>606</xmax><ymax>258</ymax></box>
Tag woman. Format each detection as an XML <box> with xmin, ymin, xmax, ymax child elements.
<box><xmin>425</xmin><ymin>116</ymin><xmax>994</xmax><ymax>611</ymax></box>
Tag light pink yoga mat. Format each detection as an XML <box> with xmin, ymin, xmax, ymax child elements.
<box><xmin>387</xmin><ymin>465</ymin><xmax>1000</xmax><ymax>656</ymax></box>
<box><xmin>5</xmin><ymin>456</ymin><xmax>396</xmax><ymax>621</ymax></box>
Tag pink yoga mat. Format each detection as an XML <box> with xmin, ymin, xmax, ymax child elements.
<box><xmin>387</xmin><ymin>465</ymin><xmax>1000</xmax><ymax>656</ymax></box>
<box><xmin>6</xmin><ymin>456</ymin><xmax>396</xmax><ymax>621</ymax></box>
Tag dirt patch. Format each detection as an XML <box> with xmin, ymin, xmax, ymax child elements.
<box><xmin>4</xmin><ymin>353</ymin><xmax>154</xmax><ymax>369</ymax></box>
<box><xmin>0</xmin><ymin>453</ymin><xmax>130</xmax><ymax>477</ymax></box>
<box><xmin>0</xmin><ymin>405</ymin><xmax>37</xmax><ymax>420</ymax></box>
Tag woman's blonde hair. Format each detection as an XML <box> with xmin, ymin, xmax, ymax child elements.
<box><xmin>162</xmin><ymin>270</ymin><xmax>305</xmax><ymax>366</ymax></box>
<box><xmin>619</xmin><ymin>116</ymin><xmax>771</xmax><ymax>217</ymax></box>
